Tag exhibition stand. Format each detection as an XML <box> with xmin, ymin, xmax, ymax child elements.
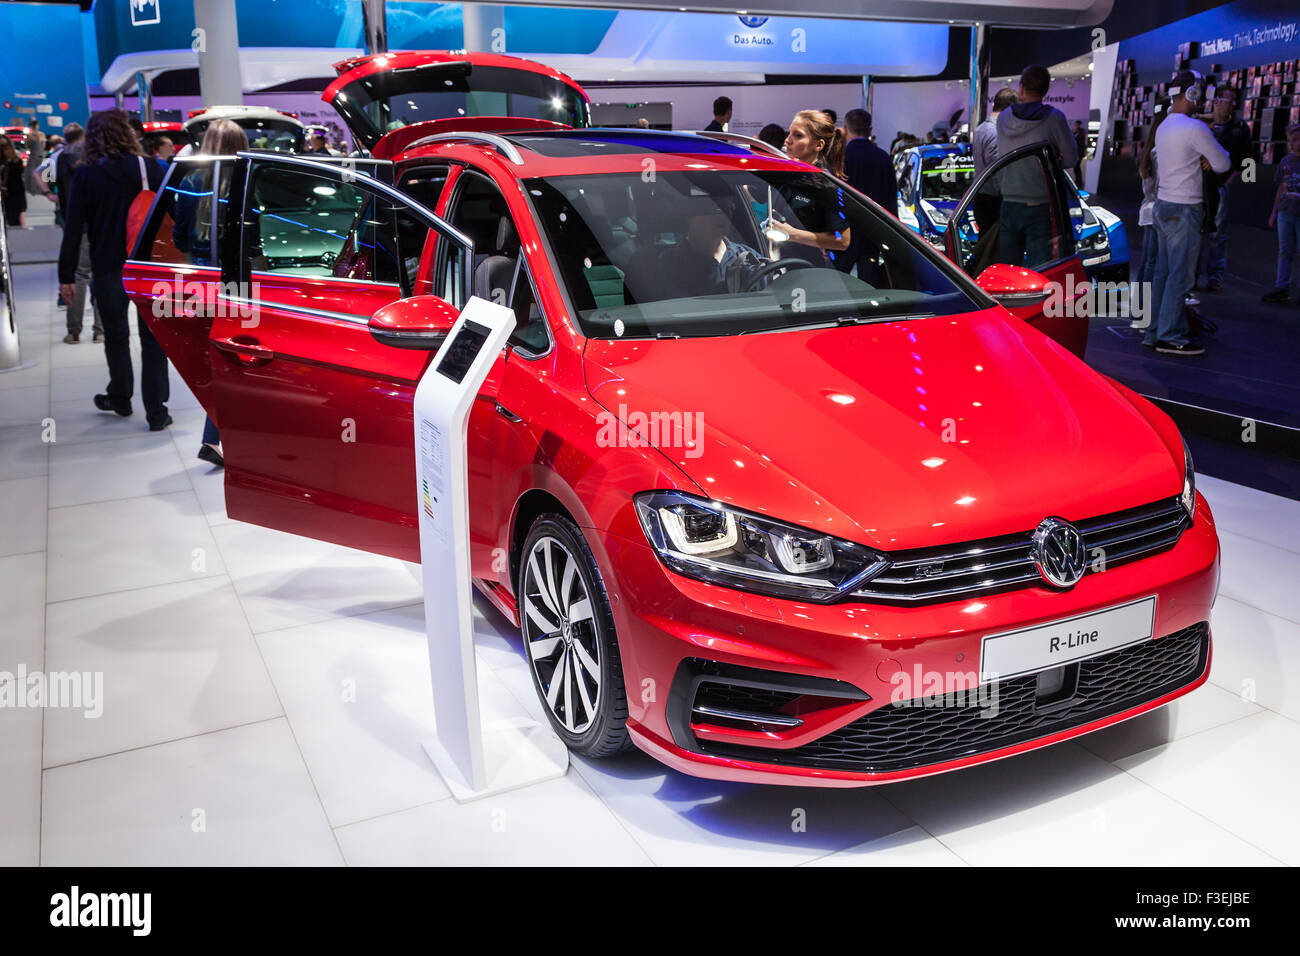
<box><xmin>412</xmin><ymin>296</ymin><xmax>570</xmax><ymax>803</ymax></box>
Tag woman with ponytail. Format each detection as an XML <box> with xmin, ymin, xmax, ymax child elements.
<box><xmin>785</xmin><ymin>109</ymin><xmax>845</xmax><ymax>178</ymax></box>
<box><xmin>767</xmin><ymin>110</ymin><xmax>851</xmax><ymax>266</ymax></box>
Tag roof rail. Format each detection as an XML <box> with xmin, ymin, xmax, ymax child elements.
<box><xmin>691</xmin><ymin>130</ymin><xmax>788</xmax><ymax>159</ymax></box>
<box><xmin>405</xmin><ymin>130</ymin><xmax>524</xmax><ymax>165</ymax></box>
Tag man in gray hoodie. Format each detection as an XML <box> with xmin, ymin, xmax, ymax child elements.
<box><xmin>996</xmin><ymin>64</ymin><xmax>1078</xmax><ymax>268</ymax></box>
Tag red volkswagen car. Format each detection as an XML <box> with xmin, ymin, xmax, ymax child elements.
<box><xmin>123</xmin><ymin>52</ymin><xmax>1219</xmax><ymax>787</ymax></box>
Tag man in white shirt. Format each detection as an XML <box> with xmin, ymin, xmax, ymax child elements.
<box><xmin>1148</xmin><ymin>70</ymin><xmax>1230</xmax><ymax>355</ymax></box>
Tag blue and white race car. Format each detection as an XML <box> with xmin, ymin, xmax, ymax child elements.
<box><xmin>894</xmin><ymin>143</ymin><xmax>1128</xmax><ymax>281</ymax></box>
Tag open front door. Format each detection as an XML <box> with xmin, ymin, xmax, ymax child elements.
<box><xmin>945</xmin><ymin>142</ymin><xmax>1089</xmax><ymax>359</ymax></box>
<box><xmin>206</xmin><ymin>152</ymin><xmax>472</xmax><ymax>561</ymax></box>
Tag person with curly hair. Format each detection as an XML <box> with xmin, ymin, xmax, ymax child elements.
<box><xmin>57</xmin><ymin>109</ymin><xmax>171</xmax><ymax>429</ymax></box>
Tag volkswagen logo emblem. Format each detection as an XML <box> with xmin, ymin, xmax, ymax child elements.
<box><xmin>1031</xmin><ymin>517</ymin><xmax>1086</xmax><ymax>588</ymax></box>
<box><xmin>737</xmin><ymin>15</ymin><xmax>770</xmax><ymax>28</ymax></box>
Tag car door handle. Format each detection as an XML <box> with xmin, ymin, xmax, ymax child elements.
<box><xmin>212</xmin><ymin>336</ymin><xmax>275</xmax><ymax>368</ymax></box>
<box><xmin>494</xmin><ymin>401</ymin><xmax>524</xmax><ymax>423</ymax></box>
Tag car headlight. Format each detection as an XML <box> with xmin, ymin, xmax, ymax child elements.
<box><xmin>634</xmin><ymin>491</ymin><xmax>887</xmax><ymax>602</ymax></box>
<box><xmin>1180</xmin><ymin>437</ymin><xmax>1196</xmax><ymax>522</ymax></box>
<box><xmin>921</xmin><ymin>200</ymin><xmax>948</xmax><ymax>225</ymax></box>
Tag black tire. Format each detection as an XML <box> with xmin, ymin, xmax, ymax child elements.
<box><xmin>518</xmin><ymin>514</ymin><xmax>630</xmax><ymax>757</ymax></box>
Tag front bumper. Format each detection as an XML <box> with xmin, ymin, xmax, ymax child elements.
<box><xmin>592</xmin><ymin>492</ymin><xmax>1220</xmax><ymax>787</ymax></box>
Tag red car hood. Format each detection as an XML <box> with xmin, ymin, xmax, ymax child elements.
<box><xmin>584</xmin><ymin>310</ymin><xmax>1182</xmax><ymax>551</ymax></box>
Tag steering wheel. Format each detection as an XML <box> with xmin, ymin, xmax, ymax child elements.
<box><xmin>742</xmin><ymin>257</ymin><xmax>815</xmax><ymax>291</ymax></box>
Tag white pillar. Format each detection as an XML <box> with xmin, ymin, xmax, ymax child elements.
<box><xmin>462</xmin><ymin>3</ymin><xmax>504</xmax><ymax>53</ymax></box>
<box><xmin>194</xmin><ymin>0</ymin><xmax>243</xmax><ymax>107</ymax></box>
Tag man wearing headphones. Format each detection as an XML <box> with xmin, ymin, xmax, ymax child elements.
<box><xmin>1148</xmin><ymin>70</ymin><xmax>1230</xmax><ymax>355</ymax></box>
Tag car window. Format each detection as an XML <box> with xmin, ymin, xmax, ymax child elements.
<box><xmin>440</xmin><ymin>171</ymin><xmax>549</xmax><ymax>353</ymax></box>
<box><xmin>525</xmin><ymin>168</ymin><xmax>980</xmax><ymax>339</ymax></box>
<box><xmin>398</xmin><ymin>165</ymin><xmax>451</xmax><ymax>213</ymax></box>
<box><xmin>335</xmin><ymin>64</ymin><xmax>588</xmax><ymax>148</ymax></box>
<box><xmin>509</xmin><ymin>265</ymin><xmax>549</xmax><ymax>354</ymax></box>
<box><xmin>188</xmin><ymin>117</ymin><xmax>302</xmax><ymax>153</ymax></box>
<box><xmin>952</xmin><ymin>149</ymin><xmax>1071</xmax><ymax>275</ymax></box>
<box><xmin>247</xmin><ymin>163</ymin><xmax>429</xmax><ymax>289</ymax></box>
<box><xmin>134</xmin><ymin>156</ymin><xmax>236</xmax><ymax>268</ymax></box>
<box><xmin>920</xmin><ymin>151</ymin><xmax>973</xmax><ymax>202</ymax></box>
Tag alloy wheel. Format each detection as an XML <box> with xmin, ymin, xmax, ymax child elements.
<box><xmin>521</xmin><ymin>535</ymin><xmax>602</xmax><ymax>734</ymax></box>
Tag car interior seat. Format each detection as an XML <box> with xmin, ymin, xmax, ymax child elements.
<box><xmin>472</xmin><ymin>216</ymin><xmax>519</xmax><ymax>304</ymax></box>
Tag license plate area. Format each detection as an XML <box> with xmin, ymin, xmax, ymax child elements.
<box><xmin>980</xmin><ymin>596</ymin><xmax>1157</xmax><ymax>684</ymax></box>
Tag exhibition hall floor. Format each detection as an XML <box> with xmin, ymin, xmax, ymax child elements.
<box><xmin>2</xmin><ymin>259</ymin><xmax>1298</xmax><ymax>866</ymax></box>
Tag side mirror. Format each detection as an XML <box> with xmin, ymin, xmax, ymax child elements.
<box><xmin>368</xmin><ymin>295</ymin><xmax>458</xmax><ymax>350</ymax></box>
<box><xmin>976</xmin><ymin>263</ymin><xmax>1053</xmax><ymax>311</ymax></box>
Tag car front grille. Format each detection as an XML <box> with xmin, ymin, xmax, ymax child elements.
<box><xmin>852</xmin><ymin>497</ymin><xmax>1188</xmax><ymax>604</ymax></box>
<box><xmin>699</xmin><ymin>621</ymin><xmax>1209</xmax><ymax>774</ymax></box>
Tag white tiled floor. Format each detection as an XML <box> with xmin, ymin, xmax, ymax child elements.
<box><xmin>1</xmin><ymin>262</ymin><xmax>1298</xmax><ymax>866</ymax></box>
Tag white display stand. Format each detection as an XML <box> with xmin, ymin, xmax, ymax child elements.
<box><xmin>413</xmin><ymin>296</ymin><xmax>569</xmax><ymax>802</ymax></box>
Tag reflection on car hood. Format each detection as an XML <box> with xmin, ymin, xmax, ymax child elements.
<box><xmin>584</xmin><ymin>310</ymin><xmax>1181</xmax><ymax>551</ymax></box>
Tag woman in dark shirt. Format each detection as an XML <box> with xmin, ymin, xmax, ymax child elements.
<box><xmin>769</xmin><ymin>110</ymin><xmax>851</xmax><ymax>268</ymax></box>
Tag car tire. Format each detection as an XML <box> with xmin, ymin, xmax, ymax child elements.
<box><xmin>518</xmin><ymin>514</ymin><xmax>630</xmax><ymax>757</ymax></box>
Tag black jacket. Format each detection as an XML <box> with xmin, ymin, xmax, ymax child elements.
<box><xmin>843</xmin><ymin>137</ymin><xmax>896</xmax><ymax>212</ymax></box>
<box><xmin>58</xmin><ymin>153</ymin><xmax>166</xmax><ymax>284</ymax></box>
<box><xmin>54</xmin><ymin>140</ymin><xmax>84</xmax><ymax>220</ymax></box>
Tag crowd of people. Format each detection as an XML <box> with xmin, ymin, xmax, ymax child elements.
<box><xmin>16</xmin><ymin>74</ymin><xmax>1296</xmax><ymax>460</ymax></box>
<box><xmin>715</xmin><ymin>59</ymin><xmax>1300</xmax><ymax>360</ymax></box>
<box><xmin>0</xmin><ymin>118</ymin><xmax>62</xmax><ymax>228</ymax></box>
<box><xmin>707</xmin><ymin>96</ymin><xmax>900</xmax><ymax>273</ymax></box>
<box><xmin>1130</xmin><ymin>70</ymin><xmax>1300</xmax><ymax>355</ymax></box>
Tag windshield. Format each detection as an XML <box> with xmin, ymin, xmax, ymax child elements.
<box><xmin>336</xmin><ymin>63</ymin><xmax>588</xmax><ymax>148</ymax></box>
<box><xmin>920</xmin><ymin>153</ymin><xmax>973</xmax><ymax>202</ymax></box>
<box><xmin>526</xmin><ymin>169</ymin><xmax>979</xmax><ymax>339</ymax></box>
<box><xmin>188</xmin><ymin>117</ymin><xmax>303</xmax><ymax>153</ymax></box>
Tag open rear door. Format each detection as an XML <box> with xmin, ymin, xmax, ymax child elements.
<box><xmin>123</xmin><ymin>156</ymin><xmax>239</xmax><ymax>417</ymax></box>
<box><xmin>945</xmin><ymin>142</ymin><xmax>1089</xmax><ymax>359</ymax></box>
<box><xmin>323</xmin><ymin>50</ymin><xmax>590</xmax><ymax>152</ymax></box>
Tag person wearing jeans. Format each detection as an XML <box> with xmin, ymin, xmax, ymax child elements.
<box><xmin>1276</xmin><ymin>211</ymin><xmax>1300</xmax><ymax>292</ymax></box>
<box><xmin>1262</xmin><ymin>123</ymin><xmax>1300</xmax><ymax>303</ymax></box>
<box><xmin>64</xmin><ymin>236</ymin><xmax>101</xmax><ymax>343</ymax></box>
<box><xmin>1147</xmin><ymin>70</ymin><xmax>1230</xmax><ymax>355</ymax></box>
<box><xmin>1202</xmin><ymin>183</ymin><xmax>1230</xmax><ymax>288</ymax></box>
<box><xmin>1146</xmin><ymin>200</ymin><xmax>1204</xmax><ymax>349</ymax></box>
<box><xmin>995</xmin><ymin>65</ymin><xmax>1078</xmax><ymax>269</ymax></box>
<box><xmin>1202</xmin><ymin>88</ymin><xmax>1250</xmax><ymax>291</ymax></box>
<box><xmin>999</xmin><ymin>200</ymin><xmax>1054</xmax><ymax>268</ymax></box>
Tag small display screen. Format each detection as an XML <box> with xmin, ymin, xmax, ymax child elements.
<box><xmin>436</xmin><ymin>319</ymin><xmax>490</xmax><ymax>384</ymax></box>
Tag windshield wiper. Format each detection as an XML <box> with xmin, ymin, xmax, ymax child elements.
<box><xmin>834</xmin><ymin>312</ymin><xmax>936</xmax><ymax>326</ymax></box>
